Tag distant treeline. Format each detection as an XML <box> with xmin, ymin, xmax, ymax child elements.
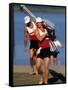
<box><xmin>13</xmin><ymin>3</ymin><xmax>66</xmax><ymax>13</ymax></box>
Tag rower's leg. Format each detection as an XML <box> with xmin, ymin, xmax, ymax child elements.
<box><xmin>29</xmin><ymin>48</ymin><xmax>38</xmax><ymax>74</ymax></box>
<box><xmin>36</xmin><ymin>57</ymin><xmax>44</xmax><ymax>84</ymax></box>
<box><xmin>43</xmin><ymin>57</ymin><xmax>50</xmax><ymax>84</ymax></box>
<box><xmin>50</xmin><ymin>55</ymin><xmax>54</xmax><ymax>64</ymax></box>
<box><xmin>30</xmin><ymin>48</ymin><xmax>35</xmax><ymax>73</ymax></box>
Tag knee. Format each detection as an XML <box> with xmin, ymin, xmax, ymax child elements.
<box><xmin>30</xmin><ymin>52</ymin><xmax>33</xmax><ymax>60</ymax></box>
<box><xmin>30</xmin><ymin>54</ymin><xmax>33</xmax><ymax>60</ymax></box>
<box><xmin>50</xmin><ymin>56</ymin><xmax>54</xmax><ymax>60</ymax></box>
<box><xmin>36</xmin><ymin>58</ymin><xmax>41</xmax><ymax>68</ymax></box>
<box><xmin>30</xmin><ymin>49</ymin><xmax>34</xmax><ymax>59</ymax></box>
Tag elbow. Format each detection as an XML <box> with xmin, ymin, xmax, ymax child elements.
<box><xmin>61</xmin><ymin>45</ymin><xmax>64</xmax><ymax>48</ymax></box>
<box><xmin>38</xmin><ymin>38</ymin><xmax>42</xmax><ymax>41</ymax></box>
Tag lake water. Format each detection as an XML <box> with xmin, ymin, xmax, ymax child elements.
<box><xmin>13</xmin><ymin>5</ymin><xmax>66</xmax><ymax>65</ymax></box>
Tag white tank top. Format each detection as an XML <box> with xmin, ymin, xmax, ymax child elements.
<box><xmin>26</xmin><ymin>22</ymin><xmax>37</xmax><ymax>34</ymax></box>
<box><xmin>38</xmin><ymin>28</ymin><xmax>47</xmax><ymax>36</ymax></box>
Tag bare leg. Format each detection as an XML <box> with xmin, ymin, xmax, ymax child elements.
<box><xmin>33</xmin><ymin>55</ymin><xmax>38</xmax><ymax>74</ymax></box>
<box><xmin>30</xmin><ymin>48</ymin><xmax>38</xmax><ymax>74</ymax></box>
<box><xmin>43</xmin><ymin>57</ymin><xmax>49</xmax><ymax>84</ymax></box>
<box><xmin>50</xmin><ymin>55</ymin><xmax>57</xmax><ymax>65</ymax></box>
<box><xmin>54</xmin><ymin>57</ymin><xmax>57</xmax><ymax>65</ymax></box>
<box><xmin>36</xmin><ymin>58</ymin><xmax>44</xmax><ymax>84</ymax></box>
<box><xmin>50</xmin><ymin>55</ymin><xmax>54</xmax><ymax>64</ymax></box>
<box><xmin>30</xmin><ymin>48</ymin><xmax>34</xmax><ymax>68</ymax></box>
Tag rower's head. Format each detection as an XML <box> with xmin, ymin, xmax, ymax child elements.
<box><xmin>24</xmin><ymin>16</ymin><xmax>32</xmax><ymax>27</ymax></box>
<box><xmin>36</xmin><ymin>17</ymin><xmax>43</xmax><ymax>28</ymax></box>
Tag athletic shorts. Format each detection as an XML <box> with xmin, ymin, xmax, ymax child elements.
<box><xmin>30</xmin><ymin>40</ymin><xmax>39</xmax><ymax>49</ymax></box>
<box><xmin>50</xmin><ymin>51</ymin><xmax>59</xmax><ymax>58</ymax></box>
<box><xmin>37</xmin><ymin>48</ymin><xmax>50</xmax><ymax>59</ymax></box>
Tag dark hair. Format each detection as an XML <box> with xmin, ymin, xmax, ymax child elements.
<box><xmin>26</xmin><ymin>22</ymin><xmax>31</xmax><ymax>27</ymax></box>
<box><xmin>42</xmin><ymin>23</ymin><xmax>56</xmax><ymax>41</ymax></box>
<box><xmin>50</xmin><ymin>35</ymin><xmax>56</xmax><ymax>41</ymax></box>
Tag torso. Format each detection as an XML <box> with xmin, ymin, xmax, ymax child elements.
<box><xmin>38</xmin><ymin>28</ymin><xmax>47</xmax><ymax>36</ymax></box>
<box><xmin>39</xmin><ymin>39</ymin><xmax>50</xmax><ymax>49</ymax></box>
<box><xmin>26</xmin><ymin>22</ymin><xmax>37</xmax><ymax>40</ymax></box>
<box><xmin>38</xmin><ymin>28</ymin><xmax>50</xmax><ymax>49</ymax></box>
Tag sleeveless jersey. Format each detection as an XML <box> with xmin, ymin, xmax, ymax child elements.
<box><xmin>26</xmin><ymin>22</ymin><xmax>37</xmax><ymax>40</ymax></box>
<box><xmin>38</xmin><ymin>28</ymin><xmax>50</xmax><ymax>48</ymax></box>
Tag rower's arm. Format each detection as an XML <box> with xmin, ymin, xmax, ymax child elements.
<box><xmin>24</xmin><ymin>28</ymin><xmax>29</xmax><ymax>48</ymax></box>
<box><xmin>34</xmin><ymin>30</ymin><xmax>47</xmax><ymax>41</ymax></box>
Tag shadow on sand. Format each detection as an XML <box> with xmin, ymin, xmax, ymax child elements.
<box><xmin>48</xmin><ymin>69</ymin><xmax>66</xmax><ymax>84</ymax></box>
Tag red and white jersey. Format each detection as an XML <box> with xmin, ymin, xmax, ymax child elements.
<box><xmin>39</xmin><ymin>40</ymin><xmax>50</xmax><ymax>49</ymax></box>
<box><xmin>26</xmin><ymin>22</ymin><xmax>37</xmax><ymax>40</ymax></box>
<box><xmin>38</xmin><ymin>28</ymin><xmax>50</xmax><ymax>48</ymax></box>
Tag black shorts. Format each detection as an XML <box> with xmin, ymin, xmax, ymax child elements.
<box><xmin>37</xmin><ymin>48</ymin><xmax>50</xmax><ymax>59</ymax></box>
<box><xmin>30</xmin><ymin>40</ymin><xmax>39</xmax><ymax>49</ymax></box>
<box><xmin>50</xmin><ymin>51</ymin><xmax>59</xmax><ymax>58</ymax></box>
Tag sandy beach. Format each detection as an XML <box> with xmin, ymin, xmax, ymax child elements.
<box><xmin>13</xmin><ymin>64</ymin><xmax>66</xmax><ymax>86</ymax></box>
<box><xmin>13</xmin><ymin>64</ymin><xmax>65</xmax><ymax>76</ymax></box>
